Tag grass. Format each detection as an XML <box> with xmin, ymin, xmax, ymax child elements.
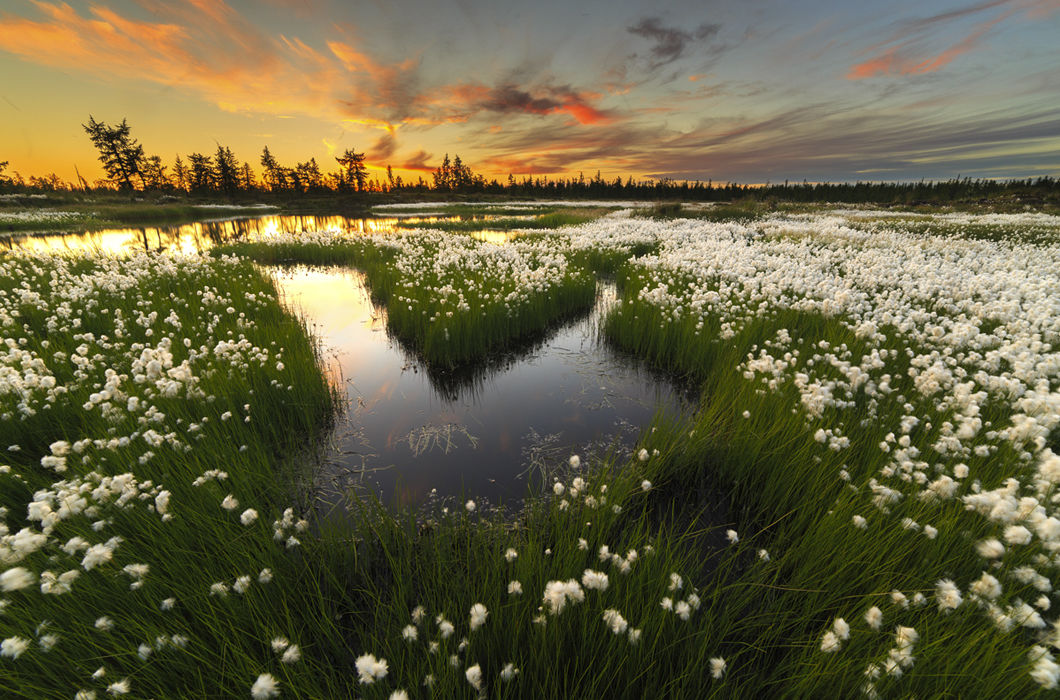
<box><xmin>3</xmin><ymin>205</ymin><xmax>1059</xmax><ymax>697</ymax></box>
<box><xmin>0</xmin><ymin>201</ymin><xmax>279</xmax><ymax>235</ymax></box>
<box><xmin>215</xmin><ymin>230</ymin><xmax>598</xmax><ymax>368</ymax></box>
<box><xmin>394</xmin><ymin>207</ymin><xmax>610</xmax><ymax>233</ymax></box>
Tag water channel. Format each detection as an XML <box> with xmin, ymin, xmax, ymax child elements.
<box><xmin>7</xmin><ymin>213</ymin><xmax>692</xmax><ymax>511</ymax></box>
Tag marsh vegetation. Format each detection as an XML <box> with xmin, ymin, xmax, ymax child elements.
<box><xmin>2</xmin><ymin>203</ymin><xmax>1060</xmax><ymax>698</ymax></box>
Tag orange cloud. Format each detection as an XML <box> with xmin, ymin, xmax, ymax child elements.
<box><xmin>0</xmin><ymin>1</ymin><xmax>337</xmax><ymax>116</ymax></box>
<box><xmin>848</xmin><ymin>5</ymin><xmax>1022</xmax><ymax>79</ymax></box>
<box><xmin>425</xmin><ymin>83</ymin><xmax>615</xmax><ymax>126</ymax></box>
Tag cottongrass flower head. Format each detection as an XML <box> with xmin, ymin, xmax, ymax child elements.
<box><xmin>240</xmin><ymin>509</ymin><xmax>259</xmax><ymax>526</ymax></box>
<box><xmin>402</xmin><ymin>625</ymin><xmax>418</xmax><ymax>641</ymax></box>
<box><xmin>389</xmin><ymin>691</ymin><xmax>409</xmax><ymax>700</ymax></box>
<box><xmin>726</xmin><ymin>529</ymin><xmax>738</xmax><ymax>544</ymax></box>
<box><xmin>500</xmin><ymin>662</ymin><xmax>520</xmax><ymax>681</ymax></box>
<box><xmin>864</xmin><ymin>606</ymin><xmax>883</xmax><ymax>631</ymax></box>
<box><xmin>281</xmin><ymin>645</ymin><xmax>301</xmax><ymax>664</ymax></box>
<box><xmin>1</xmin><ymin>636</ymin><xmax>30</xmax><ymax>659</ymax></box>
<box><xmin>466</xmin><ymin>664</ymin><xmax>483</xmax><ymax>690</ymax></box>
<box><xmin>569</xmin><ymin>454</ymin><xmax>580</xmax><ymax>468</ymax></box>
<box><xmin>504</xmin><ymin>548</ymin><xmax>518</xmax><ymax>562</ymax></box>
<box><xmin>543</xmin><ymin>579</ymin><xmax>585</xmax><ymax>614</ymax></box>
<box><xmin>106</xmin><ymin>679</ymin><xmax>130</xmax><ymax>696</ymax></box>
<box><xmin>935</xmin><ymin>579</ymin><xmax>963</xmax><ymax>613</ymax></box>
<box><xmin>469</xmin><ymin>603</ymin><xmax>488</xmax><ymax>631</ymax></box>
<box><xmin>355</xmin><ymin>653</ymin><xmax>388</xmax><ymax>684</ymax></box>
<box><xmin>1</xmin><ymin>567</ymin><xmax>35</xmax><ymax>592</ymax></box>
<box><xmin>602</xmin><ymin>608</ymin><xmax>628</xmax><ymax>635</ymax></box>
<box><xmin>250</xmin><ymin>673</ymin><xmax>279</xmax><ymax>699</ymax></box>
<box><xmin>581</xmin><ymin>569</ymin><xmax>609</xmax><ymax>591</ymax></box>
<box><xmin>641</xmin><ymin>479</ymin><xmax>652</xmax><ymax>491</ymax></box>
<box><xmin>710</xmin><ymin>657</ymin><xmax>726</xmax><ymax>679</ymax></box>
<box><xmin>465</xmin><ymin>500</ymin><xmax>476</xmax><ymax>513</ymax></box>
<box><xmin>820</xmin><ymin>631</ymin><xmax>841</xmax><ymax>653</ymax></box>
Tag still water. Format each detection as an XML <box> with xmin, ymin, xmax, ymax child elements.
<box><xmin>274</xmin><ymin>266</ymin><xmax>690</xmax><ymax>513</ymax></box>
<box><xmin>0</xmin><ymin>213</ymin><xmax>496</xmax><ymax>254</ymax></box>
<box><xmin>6</xmin><ymin>213</ymin><xmax>691</xmax><ymax>511</ymax></box>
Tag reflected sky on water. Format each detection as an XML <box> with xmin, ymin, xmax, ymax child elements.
<box><xmin>1</xmin><ymin>213</ymin><xmax>521</xmax><ymax>254</ymax></box>
<box><xmin>272</xmin><ymin>266</ymin><xmax>691</xmax><ymax>513</ymax></box>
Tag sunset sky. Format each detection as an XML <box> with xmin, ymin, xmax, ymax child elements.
<box><xmin>1</xmin><ymin>0</ymin><xmax>1058</xmax><ymax>184</ymax></box>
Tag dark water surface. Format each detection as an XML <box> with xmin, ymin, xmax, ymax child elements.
<box><xmin>273</xmin><ymin>266</ymin><xmax>691</xmax><ymax>512</ymax></box>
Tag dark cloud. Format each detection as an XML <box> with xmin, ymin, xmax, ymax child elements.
<box><xmin>399</xmin><ymin>149</ymin><xmax>434</xmax><ymax>173</ymax></box>
<box><xmin>369</xmin><ymin>132</ymin><xmax>397</xmax><ymax>161</ymax></box>
<box><xmin>627</xmin><ymin>17</ymin><xmax>721</xmax><ymax>69</ymax></box>
<box><xmin>437</xmin><ymin>82</ymin><xmax>615</xmax><ymax>125</ymax></box>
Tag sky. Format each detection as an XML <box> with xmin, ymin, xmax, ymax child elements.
<box><xmin>1</xmin><ymin>0</ymin><xmax>1058</xmax><ymax>184</ymax></box>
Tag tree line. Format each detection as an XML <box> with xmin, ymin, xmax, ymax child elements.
<box><xmin>0</xmin><ymin>116</ymin><xmax>1057</xmax><ymax>206</ymax></box>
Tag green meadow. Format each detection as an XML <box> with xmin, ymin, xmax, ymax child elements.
<box><xmin>2</xmin><ymin>203</ymin><xmax>1060</xmax><ymax>698</ymax></box>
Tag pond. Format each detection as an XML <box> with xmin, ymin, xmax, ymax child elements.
<box><xmin>6</xmin><ymin>212</ymin><xmax>692</xmax><ymax>512</ymax></box>
<box><xmin>274</xmin><ymin>266</ymin><xmax>691</xmax><ymax>513</ymax></box>
<box><xmin>0</xmin><ymin>212</ymin><xmax>510</xmax><ymax>254</ymax></box>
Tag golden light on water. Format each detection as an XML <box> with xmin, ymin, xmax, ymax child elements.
<box><xmin>1</xmin><ymin>214</ymin><xmax>476</xmax><ymax>255</ymax></box>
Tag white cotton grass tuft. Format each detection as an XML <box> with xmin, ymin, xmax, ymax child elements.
<box><xmin>1</xmin><ymin>636</ymin><xmax>30</xmax><ymax>659</ymax></box>
<box><xmin>500</xmin><ymin>662</ymin><xmax>519</xmax><ymax>681</ymax></box>
<box><xmin>602</xmin><ymin>608</ymin><xmax>628</xmax><ymax>635</ymax></box>
<box><xmin>250</xmin><ymin>673</ymin><xmax>279</xmax><ymax>699</ymax></box>
<box><xmin>543</xmin><ymin>579</ymin><xmax>585</xmax><ymax>614</ymax></box>
<box><xmin>935</xmin><ymin>579</ymin><xmax>963</xmax><ymax>613</ymax></box>
<box><xmin>469</xmin><ymin>603</ymin><xmax>488</xmax><ymax>631</ymax></box>
<box><xmin>355</xmin><ymin>653</ymin><xmax>389</xmax><ymax>684</ymax></box>
<box><xmin>0</xmin><ymin>567</ymin><xmax>35</xmax><ymax>592</ymax></box>
<box><xmin>581</xmin><ymin>569</ymin><xmax>609</xmax><ymax>591</ymax></box>
<box><xmin>710</xmin><ymin>657</ymin><xmax>726</xmax><ymax>679</ymax></box>
<box><xmin>864</xmin><ymin>606</ymin><xmax>883</xmax><ymax>631</ymax></box>
<box><xmin>466</xmin><ymin>664</ymin><xmax>483</xmax><ymax>691</ymax></box>
<box><xmin>281</xmin><ymin>645</ymin><xmax>301</xmax><ymax>664</ymax></box>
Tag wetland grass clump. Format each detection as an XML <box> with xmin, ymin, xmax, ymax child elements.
<box><xmin>600</xmin><ymin>210</ymin><xmax>1060</xmax><ymax>696</ymax></box>
<box><xmin>394</xmin><ymin>207</ymin><xmax>609</xmax><ymax>233</ymax></box>
<box><xmin>6</xmin><ymin>206</ymin><xmax>1060</xmax><ymax>698</ymax></box>
<box><xmin>217</xmin><ymin>229</ymin><xmax>598</xmax><ymax>368</ymax></box>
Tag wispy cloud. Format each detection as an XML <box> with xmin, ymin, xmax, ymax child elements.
<box><xmin>847</xmin><ymin>0</ymin><xmax>1058</xmax><ymax>79</ymax></box>
<box><xmin>627</xmin><ymin>17</ymin><xmax>721</xmax><ymax>70</ymax></box>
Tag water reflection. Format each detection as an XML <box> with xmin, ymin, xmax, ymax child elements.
<box><xmin>0</xmin><ymin>214</ymin><xmax>476</xmax><ymax>254</ymax></box>
<box><xmin>272</xmin><ymin>266</ymin><xmax>691</xmax><ymax>513</ymax></box>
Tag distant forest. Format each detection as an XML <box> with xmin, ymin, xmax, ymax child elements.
<box><xmin>0</xmin><ymin>116</ymin><xmax>1057</xmax><ymax>206</ymax></box>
